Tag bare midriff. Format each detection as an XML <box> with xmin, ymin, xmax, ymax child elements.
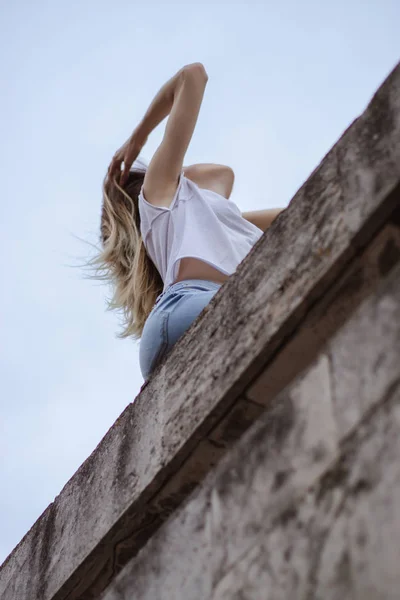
<box><xmin>173</xmin><ymin>257</ymin><xmax>230</xmax><ymax>286</ymax></box>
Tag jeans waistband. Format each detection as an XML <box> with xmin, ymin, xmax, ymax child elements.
<box><xmin>168</xmin><ymin>279</ymin><xmax>222</xmax><ymax>291</ymax></box>
<box><xmin>156</xmin><ymin>279</ymin><xmax>222</xmax><ymax>304</ymax></box>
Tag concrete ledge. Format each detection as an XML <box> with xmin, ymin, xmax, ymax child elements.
<box><xmin>1</xmin><ymin>62</ymin><xmax>399</xmax><ymax>600</ymax></box>
<box><xmin>101</xmin><ymin>262</ymin><xmax>400</xmax><ymax>600</ymax></box>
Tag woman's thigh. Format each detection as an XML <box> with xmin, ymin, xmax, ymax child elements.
<box><xmin>139</xmin><ymin>286</ymin><xmax>219</xmax><ymax>381</ymax></box>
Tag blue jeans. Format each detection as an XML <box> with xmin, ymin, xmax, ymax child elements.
<box><xmin>139</xmin><ymin>279</ymin><xmax>222</xmax><ymax>381</ymax></box>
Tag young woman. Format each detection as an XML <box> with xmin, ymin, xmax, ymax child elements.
<box><xmin>96</xmin><ymin>63</ymin><xmax>282</xmax><ymax>382</ymax></box>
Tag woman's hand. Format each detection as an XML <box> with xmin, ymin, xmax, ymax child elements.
<box><xmin>108</xmin><ymin>129</ymin><xmax>148</xmax><ymax>186</ymax></box>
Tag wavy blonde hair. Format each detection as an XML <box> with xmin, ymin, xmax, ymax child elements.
<box><xmin>89</xmin><ymin>169</ymin><xmax>163</xmax><ymax>341</ymax></box>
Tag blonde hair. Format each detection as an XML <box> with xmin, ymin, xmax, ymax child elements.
<box><xmin>89</xmin><ymin>170</ymin><xmax>163</xmax><ymax>341</ymax></box>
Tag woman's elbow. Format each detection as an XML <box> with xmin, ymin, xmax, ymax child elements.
<box><xmin>223</xmin><ymin>167</ymin><xmax>235</xmax><ymax>198</ymax></box>
<box><xmin>183</xmin><ymin>62</ymin><xmax>208</xmax><ymax>81</ymax></box>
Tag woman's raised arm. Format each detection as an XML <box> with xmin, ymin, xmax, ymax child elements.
<box><xmin>109</xmin><ymin>64</ymin><xmax>203</xmax><ymax>186</ymax></box>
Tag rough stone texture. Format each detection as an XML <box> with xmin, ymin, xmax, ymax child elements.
<box><xmin>101</xmin><ymin>262</ymin><xmax>400</xmax><ymax>600</ymax></box>
<box><xmin>211</xmin><ymin>385</ymin><xmax>400</xmax><ymax>600</ymax></box>
<box><xmin>246</xmin><ymin>218</ymin><xmax>400</xmax><ymax>406</ymax></box>
<box><xmin>1</xmin><ymin>62</ymin><xmax>400</xmax><ymax>600</ymax></box>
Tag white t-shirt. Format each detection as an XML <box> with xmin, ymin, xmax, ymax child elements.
<box><xmin>138</xmin><ymin>171</ymin><xmax>264</xmax><ymax>293</ymax></box>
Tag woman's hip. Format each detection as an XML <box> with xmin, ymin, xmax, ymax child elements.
<box><xmin>139</xmin><ymin>279</ymin><xmax>222</xmax><ymax>380</ymax></box>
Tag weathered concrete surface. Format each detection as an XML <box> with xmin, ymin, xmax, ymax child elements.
<box><xmin>101</xmin><ymin>262</ymin><xmax>400</xmax><ymax>600</ymax></box>
<box><xmin>246</xmin><ymin>218</ymin><xmax>400</xmax><ymax>406</ymax></box>
<box><xmin>1</xmin><ymin>62</ymin><xmax>399</xmax><ymax>600</ymax></box>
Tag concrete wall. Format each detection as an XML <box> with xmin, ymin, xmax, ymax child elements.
<box><xmin>101</xmin><ymin>261</ymin><xmax>400</xmax><ymax>600</ymax></box>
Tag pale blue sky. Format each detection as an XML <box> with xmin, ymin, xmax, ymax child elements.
<box><xmin>0</xmin><ymin>0</ymin><xmax>398</xmax><ymax>565</ymax></box>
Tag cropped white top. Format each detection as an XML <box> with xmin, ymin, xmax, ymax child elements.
<box><xmin>138</xmin><ymin>171</ymin><xmax>264</xmax><ymax>293</ymax></box>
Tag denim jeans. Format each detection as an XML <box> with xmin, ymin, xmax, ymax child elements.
<box><xmin>139</xmin><ymin>279</ymin><xmax>222</xmax><ymax>381</ymax></box>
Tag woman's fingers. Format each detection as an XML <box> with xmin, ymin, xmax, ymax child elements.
<box><xmin>119</xmin><ymin>146</ymin><xmax>139</xmax><ymax>186</ymax></box>
<box><xmin>108</xmin><ymin>136</ymin><xmax>141</xmax><ymax>186</ymax></box>
<box><xmin>108</xmin><ymin>155</ymin><xmax>123</xmax><ymax>181</ymax></box>
<box><xmin>120</xmin><ymin>158</ymin><xmax>133</xmax><ymax>186</ymax></box>
<box><xmin>120</xmin><ymin>168</ymin><xmax>128</xmax><ymax>186</ymax></box>
<box><xmin>108</xmin><ymin>156</ymin><xmax>116</xmax><ymax>176</ymax></box>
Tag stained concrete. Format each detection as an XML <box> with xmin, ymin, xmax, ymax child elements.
<box><xmin>0</xmin><ymin>62</ymin><xmax>399</xmax><ymax>600</ymax></box>
<box><xmin>101</xmin><ymin>262</ymin><xmax>400</xmax><ymax>600</ymax></box>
